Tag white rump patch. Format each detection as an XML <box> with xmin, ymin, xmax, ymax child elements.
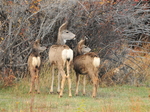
<box><xmin>32</xmin><ymin>57</ymin><xmax>41</xmax><ymax>67</ymax></box>
<box><xmin>93</xmin><ymin>57</ymin><xmax>100</xmax><ymax>67</ymax></box>
<box><xmin>62</xmin><ymin>49</ymin><xmax>73</xmax><ymax>62</ymax></box>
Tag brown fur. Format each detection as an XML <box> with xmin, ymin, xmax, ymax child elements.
<box><xmin>73</xmin><ymin>40</ymin><xmax>100</xmax><ymax>98</ymax></box>
<box><xmin>49</xmin><ymin>45</ymin><xmax>70</xmax><ymax>65</ymax></box>
<box><xmin>49</xmin><ymin>22</ymin><xmax>75</xmax><ymax>97</ymax></box>
<box><xmin>28</xmin><ymin>39</ymin><xmax>46</xmax><ymax>94</ymax></box>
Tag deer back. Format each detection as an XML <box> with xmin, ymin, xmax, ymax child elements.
<box><xmin>49</xmin><ymin>45</ymin><xmax>73</xmax><ymax>65</ymax></box>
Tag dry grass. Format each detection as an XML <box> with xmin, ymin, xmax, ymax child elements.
<box><xmin>0</xmin><ymin>83</ymin><xmax>150</xmax><ymax>112</ymax></box>
<box><xmin>1</xmin><ymin>65</ymin><xmax>150</xmax><ymax>112</ymax></box>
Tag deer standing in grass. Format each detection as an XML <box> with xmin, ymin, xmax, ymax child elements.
<box><xmin>28</xmin><ymin>39</ymin><xmax>46</xmax><ymax>94</ymax></box>
<box><xmin>73</xmin><ymin>39</ymin><xmax>100</xmax><ymax>97</ymax></box>
<box><xmin>49</xmin><ymin>22</ymin><xmax>75</xmax><ymax>97</ymax></box>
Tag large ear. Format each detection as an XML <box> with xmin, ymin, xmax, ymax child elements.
<box><xmin>84</xmin><ymin>36</ymin><xmax>88</xmax><ymax>45</ymax></box>
<box><xmin>59</xmin><ymin>21</ymin><xmax>68</xmax><ymax>32</ymax></box>
<box><xmin>35</xmin><ymin>39</ymin><xmax>40</xmax><ymax>44</ymax></box>
<box><xmin>76</xmin><ymin>39</ymin><xmax>85</xmax><ymax>54</ymax></box>
<box><xmin>78</xmin><ymin>39</ymin><xmax>85</xmax><ymax>47</ymax></box>
<box><xmin>33</xmin><ymin>39</ymin><xmax>40</xmax><ymax>47</ymax></box>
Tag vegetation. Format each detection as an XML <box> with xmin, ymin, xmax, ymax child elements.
<box><xmin>0</xmin><ymin>0</ymin><xmax>150</xmax><ymax>82</ymax></box>
<box><xmin>0</xmin><ymin>0</ymin><xmax>150</xmax><ymax>111</ymax></box>
<box><xmin>0</xmin><ymin>78</ymin><xmax>150</xmax><ymax>112</ymax></box>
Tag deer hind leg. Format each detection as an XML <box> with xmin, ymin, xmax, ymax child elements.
<box><xmin>57</xmin><ymin>71</ymin><xmax>61</xmax><ymax>93</ymax></box>
<box><xmin>75</xmin><ymin>73</ymin><xmax>80</xmax><ymax>96</ymax></box>
<box><xmin>29</xmin><ymin>69</ymin><xmax>36</xmax><ymax>93</ymax></box>
<box><xmin>59</xmin><ymin>67</ymin><xmax>66</xmax><ymax>98</ymax></box>
<box><xmin>35</xmin><ymin>69</ymin><xmax>40</xmax><ymax>94</ymax></box>
<box><xmin>91</xmin><ymin>75</ymin><xmax>99</xmax><ymax>98</ymax></box>
<box><xmin>66</xmin><ymin>61</ymin><xmax>72</xmax><ymax>97</ymax></box>
<box><xmin>50</xmin><ymin>65</ymin><xmax>54</xmax><ymax>94</ymax></box>
<box><xmin>67</xmin><ymin>75</ymin><xmax>72</xmax><ymax>97</ymax></box>
<box><xmin>83</xmin><ymin>75</ymin><xmax>86</xmax><ymax>96</ymax></box>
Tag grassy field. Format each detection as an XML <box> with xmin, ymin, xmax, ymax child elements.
<box><xmin>0</xmin><ymin>77</ymin><xmax>150</xmax><ymax>112</ymax></box>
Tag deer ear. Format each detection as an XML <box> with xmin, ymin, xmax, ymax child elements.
<box><xmin>35</xmin><ymin>39</ymin><xmax>40</xmax><ymax>43</ymax></box>
<box><xmin>28</xmin><ymin>40</ymin><xmax>34</xmax><ymax>47</ymax></box>
<box><xmin>84</xmin><ymin>36</ymin><xmax>89</xmax><ymax>45</ymax></box>
<box><xmin>78</xmin><ymin>39</ymin><xmax>85</xmax><ymax>47</ymax></box>
<box><xmin>59</xmin><ymin>21</ymin><xmax>68</xmax><ymax>32</ymax></box>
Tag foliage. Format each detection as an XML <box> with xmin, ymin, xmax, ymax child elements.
<box><xmin>0</xmin><ymin>0</ymin><xmax>149</xmax><ymax>85</ymax></box>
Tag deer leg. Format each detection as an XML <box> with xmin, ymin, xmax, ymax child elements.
<box><xmin>75</xmin><ymin>73</ymin><xmax>80</xmax><ymax>96</ymax></box>
<box><xmin>35</xmin><ymin>77</ymin><xmax>37</xmax><ymax>92</ymax></box>
<box><xmin>91</xmin><ymin>76</ymin><xmax>99</xmax><ymax>98</ymax></box>
<box><xmin>29</xmin><ymin>69</ymin><xmax>36</xmax><ymax>93</ymax></box>
<box><xmin>83</xmin><ymin>75</ymin><xmax>86</xmax><ymax>95</ymax></box>
<box><xmin>59</xmin><ymin>68</ymin><xmax>66</xmax><ymax>98</ymax></box>
<box><xmin>67</xmin><ymin>76</ymin><xmax>72</xmax><ymax>97</ymax></box>
<box><xmin>57</xmin><ymin>71</ymin><xmax>61</xmax><ymax>93</ymax></box>
<box><xmin>50</xmin><ymin>65</ymin><xmax>54</xmax><ymax>94</ymax></box>
<box><xmin>36</xmin><ymin>69</ymin><xmax>40</xmax><ymax>94</ymax></box>
<box><xmin>66</xmin><ymin>61</ymin><xmax>72</xmax><ymax>97</ymax></box>
<box><xmin>35</xmin><ymin>76</ymin><xmax>40</xmax><ymax>94</ymax></box>
<box><xmin>34</xmin><ymin>69</ymin><xmax>38</xmax><ymax>92</ymax></box>
<box><xmin>29</xmin><ymin>72</ymin><xmax>36</xmax><ymax>93</ymax></box>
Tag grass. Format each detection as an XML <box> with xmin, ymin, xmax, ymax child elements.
<box><xmin>0</xmin><ymin>78</ymin><xmax>150</xmax><ymax>112</ymax></box>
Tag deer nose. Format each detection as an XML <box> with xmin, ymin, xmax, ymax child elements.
<box><xmin>73</xmin><ymin>35</ymin><xmax>76</xmax><ymax>40</ymax></box>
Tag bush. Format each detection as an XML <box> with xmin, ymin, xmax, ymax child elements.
<box><xmin>0</xmin><ymin>0</ymin><xmax>149</xmax><ymax>86</ymax></box>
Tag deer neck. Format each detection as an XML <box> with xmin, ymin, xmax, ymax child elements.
<box><xmin>32</xmin><ymin>48</ymin><xmax>40</xmax><ymax>57</ymax></box>
<box><xmin>56</xmin><ymin>34</ymin><xmax>66</xmax><ymax>45</ymax></box>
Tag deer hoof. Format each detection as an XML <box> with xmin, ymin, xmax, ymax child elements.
<box><xmin>92</xmin><ymin>95</ymin><xmax>96</xmax><ymax>98</ymax></box>
<box><xmin>75</xmin><ymin>93</ymin><xmax>78</xmax><ymax>96</ymax></box>
<box><xmin>57</xmin><ymin>91</ymin><xmax>60</xmax><ymax>94</ymax></box>
<box><xmin>69</xmin><ymin>94</ymin><xmax>72</xmax><ymax>97</ymax></box>
<box><xmin>49</xmin><ymin>92</ymin><xmax>53</xmax><ymax>94</ymax></box>
<box><xmin>59</xmin><ymin>95</ymin><xmax>63</xmax><ymax>98</ymax></box>
<box><xmin>83</xmin><ymin>93</ymin><xmax>86</xmax><ymax>96</ymax></box>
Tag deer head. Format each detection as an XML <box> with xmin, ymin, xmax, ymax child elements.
<box><xmin>57</xmin><ymin>21</ymin><xmax>76</xmax><ymax>45</ymax></box>
<box><xmin>33</xmin><ymin>39</ymin><xmax>46</xmax><ymax>53</ymax></box>
<box><xmin>75</xmin><ymin>39</ymin><xmax>91</xmax><ymax>56</ymax></box>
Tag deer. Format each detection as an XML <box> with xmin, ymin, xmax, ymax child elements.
<box><xmin>49</xmin><ymin>21</ymin><xmax>76</xmax><ymax>97</ymax></box>
<box><xmin>73</xmin><ymin>39</ymin><xmax>100</xmax><ymax>98</ymax></box>
<box><xmin>28</xmin><ymin>39</ymin><xmax>46</xmax><ymax>94</ymax></box>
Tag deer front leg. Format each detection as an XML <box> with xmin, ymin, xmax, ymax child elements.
<box><xmin>75</xmin><ymin>73</ymin><xmax>80</xmax><ymax>96</ymax></box>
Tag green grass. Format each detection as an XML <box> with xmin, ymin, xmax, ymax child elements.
<box><xmin>0</xmin><ymin>78</ymin><xmax>150</xmax><ymax>112</ymax></box>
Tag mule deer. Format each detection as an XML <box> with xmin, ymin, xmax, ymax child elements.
<box><xmin>49</xmin><ymin>22</ymin><xmax>75</xmax><ymax>97</ymax></box>
<box><xmin>28</xmin><ymin>39</ymin><xmax>46</xmax><ymax>94</ymax></box>
<box><xmin>73</xmin><ymin>39</ymin><xmax>100</xmax><ymax>97</ymax></box>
